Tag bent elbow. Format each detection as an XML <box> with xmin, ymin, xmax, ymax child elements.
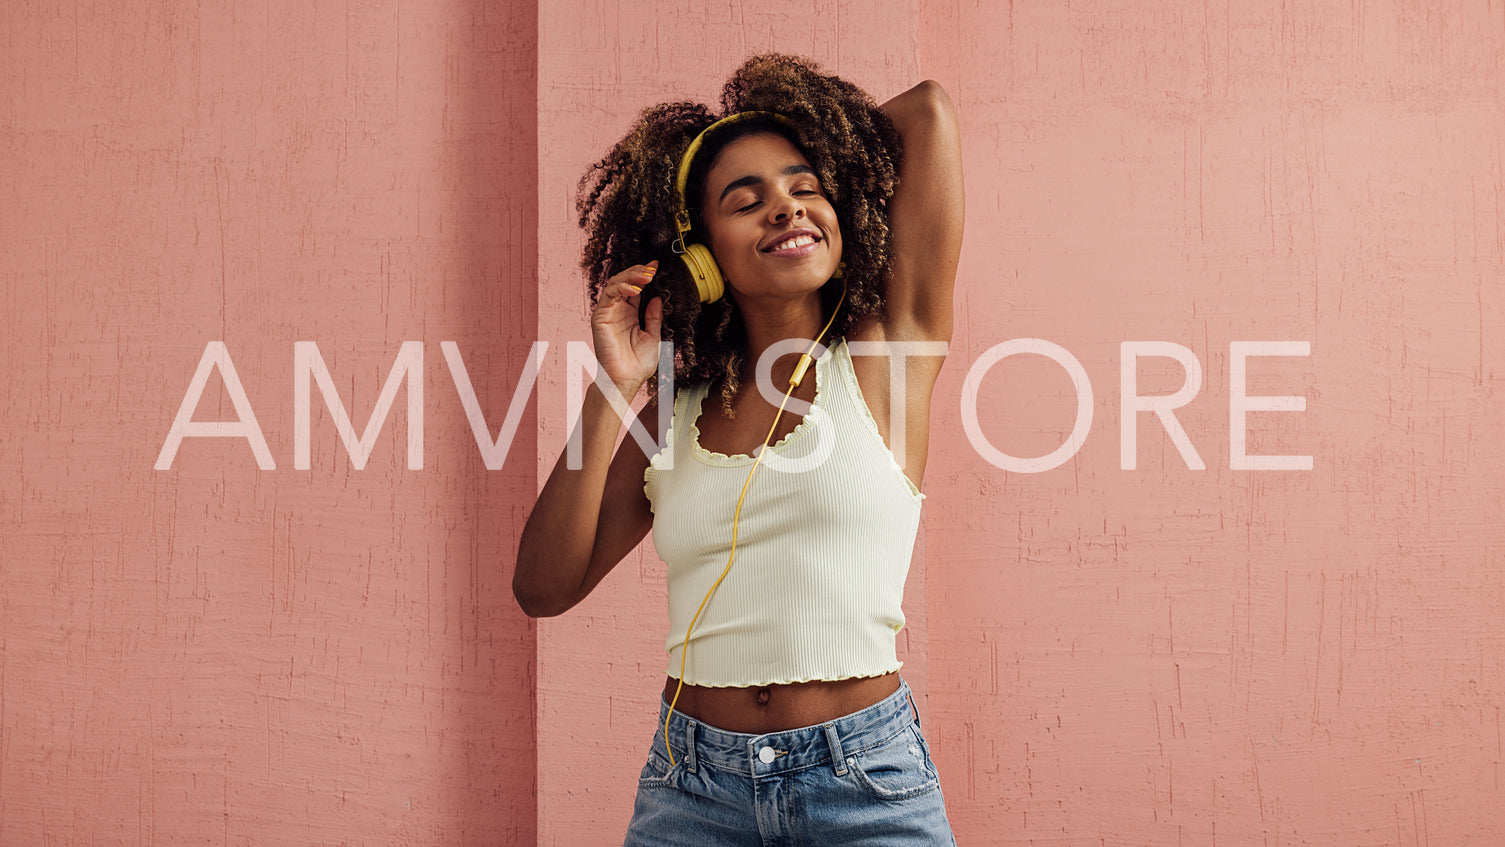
<box><xmin>514</xmin><ymin>592</ymin><xmax>567</xmax><ymax>619</ymax></box>
<box><xmin>512</xmin><ymin>575</ymin><xmax>574</xmax><ymax>619</ymax></box>
<box><xmin>513</xmin><ymin>593</ymin><xmax>549</xmax><ymax>618</ymax></box>
<box><xmin>913</xmin><ymin>80</ymin><xmax>957</xmax><ymax>127</ymax></box>
<box><xmin>914</xmin><ymin>79</ymin><xmax>947</xmax><ymax>102</ymax></box>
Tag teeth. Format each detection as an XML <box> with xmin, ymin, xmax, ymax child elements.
<box><xmin>773</xmin><ymin>235</ymin><xmax>815</xmax><ymax>250</ymax></box>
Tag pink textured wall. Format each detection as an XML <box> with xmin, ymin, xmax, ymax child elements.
<box><xmin>5</xmin><ymin>1</ymin><xmax>1504</xmax><ymax>845</ymax></box>
<box><xmin>2</xmin><ymin>0</ymin><xmax>539</xmax><ymax>844</ymax></box>
<box><xmin>922</xmin><ymin>3</ymin><xmax>1505</xmax><ymax>845</ymax></box>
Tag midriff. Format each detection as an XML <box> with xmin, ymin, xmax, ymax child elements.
<box><xmin>661</xmin><ymin>672</ymin><xmax>901</xmax><ymax>734</ymax></box>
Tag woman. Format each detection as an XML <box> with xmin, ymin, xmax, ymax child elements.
<box><xmin>515</xmin><ymin>54</ymin><xmax>963</xmax><ymax>845</ymax></box>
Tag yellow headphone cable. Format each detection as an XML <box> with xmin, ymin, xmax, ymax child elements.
<box><xmin>662</xmin><ymin>280</ymin><xmax>847</xmax><ymax>768</ymax></box>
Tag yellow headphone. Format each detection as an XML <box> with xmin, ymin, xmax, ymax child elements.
<box><xmin>672</xmin><ymin>111</ymin><xmax>796</xmax><ymax>303</ymax></box>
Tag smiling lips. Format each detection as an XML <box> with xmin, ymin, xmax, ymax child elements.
<box><xmin>762</xmin><ymin>229</ymin><xmax>822</xmax><ymax>257</ymax></box>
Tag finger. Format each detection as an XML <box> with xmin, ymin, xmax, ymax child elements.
<box><xmin>611</xmin><ymin>280</ymin><xmax>644</xmax><ymax>300</ymax></box>
<box><xmin>623</xmin><ymin>263</ymin><xmax>657</xmax><ymax>295</ymax></box>
<box><xmin>611</xmin><ymin>261</ymin><xmax>659</xmax><ymax>285</ymax></box>
<box><xmin>642</xmin><ymin>296</ymin><xmax>664</xmax><ymax>339</ymax></box>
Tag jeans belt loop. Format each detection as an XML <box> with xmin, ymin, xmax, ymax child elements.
<box><xmin>684</xmin><ymin>720</ymin><xmax>699</xmax><ymax>773</ymax></box>
<box><xmin>823</xmin><ymin>722</ymin><xmax>848</xmax><ymax>776</ymax></box>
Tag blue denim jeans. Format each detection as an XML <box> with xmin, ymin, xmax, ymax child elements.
<box><xmin>623</xmin><ymin>679</ymin><xmax>957</xmax><ymax>846</ymax></box>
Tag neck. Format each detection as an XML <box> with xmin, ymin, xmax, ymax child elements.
<box><xmin>735</xmin><ymin>290</ymin><xmax>829</xmax><ymax>383</ymax></box>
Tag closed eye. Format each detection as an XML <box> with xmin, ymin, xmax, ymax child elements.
<box><xmin>736</xmin><ymin>187</ymin><xmax>816</xmax><ymax>213</ymax></box>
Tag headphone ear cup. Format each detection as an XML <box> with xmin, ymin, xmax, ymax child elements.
<box><xmin>680</xmin><ymin>242</ymin><xmax>725</xmax><ymax>303</ymax></box>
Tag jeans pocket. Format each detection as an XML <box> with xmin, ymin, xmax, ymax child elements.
<box><xmin>845</xmin><ymin>724</ymin><xmax>941</xmax><ymax>801</ymax></box>
<box><xmin>637</xmin><ymin>745</ymin><xmax>681</xmax><ymax>789</ymax></box>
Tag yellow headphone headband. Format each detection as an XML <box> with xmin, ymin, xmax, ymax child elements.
<box><xmin>672</xmin><ymin>111</ymin><xmax>796</xmax><ymax>303</ymax></box>
<box><xmin>673</xmin><ymin>111</ymin><xmax>795</xmax><ymax>231</ymax></box>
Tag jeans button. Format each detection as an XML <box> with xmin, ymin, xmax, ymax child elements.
<box><xmin>758</xmin><ymin>746</ymin><xmax>776</xmax><ymax>764</ymax></box>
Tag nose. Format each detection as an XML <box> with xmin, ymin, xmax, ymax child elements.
<box><xmin>768</xmin><ymin>191</ymin><xmax>805</xmax><ymax>223</ymax></box>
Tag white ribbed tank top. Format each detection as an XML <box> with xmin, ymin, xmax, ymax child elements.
<box><xmin>643</xmin><ymin>339</ymin><xmax>924</xmax><ymax>687</ymax></box>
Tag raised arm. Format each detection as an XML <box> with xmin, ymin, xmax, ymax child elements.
<box><xmin>879</xmin><ymin>81</ymin><xmax>964</xmax><ymax>342</ymax></box>
<box><xmin>513</xmin><ymin>263</ymin><xmax>663</xmax><ymax>617</ymax></box>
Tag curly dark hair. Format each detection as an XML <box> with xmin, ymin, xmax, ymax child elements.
<box><xmin>576</xmin><ymin>53</ymin><xmax>902</xmax><ymax>412</ymax></box>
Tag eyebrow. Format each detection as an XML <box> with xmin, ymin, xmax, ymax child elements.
<box><xmin>716</xmin><ymin>164</ymin><xmax>818</xmax><ymax>204</ymax></box>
